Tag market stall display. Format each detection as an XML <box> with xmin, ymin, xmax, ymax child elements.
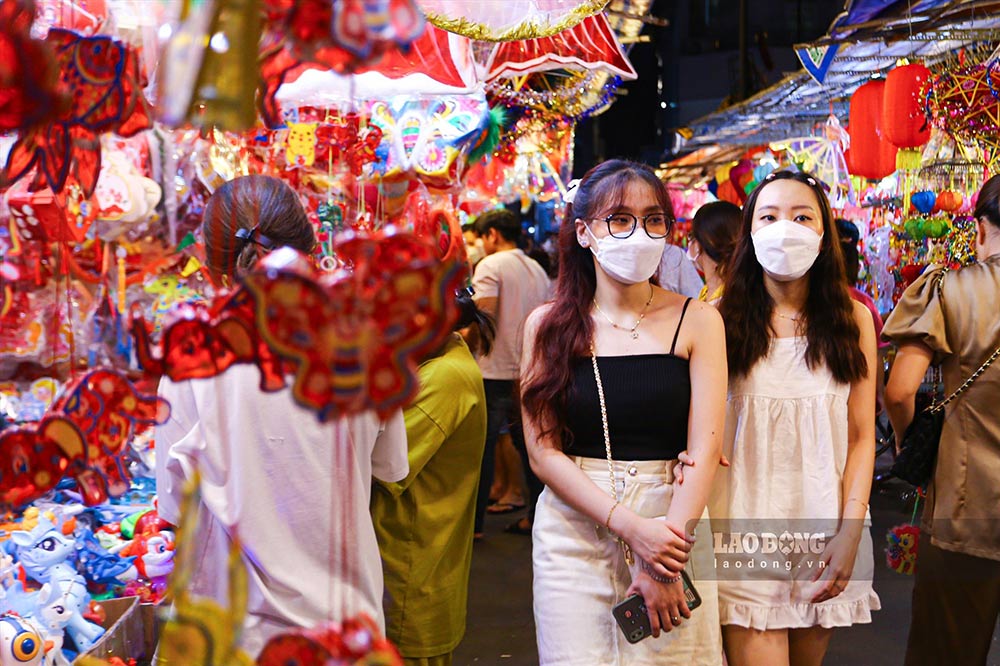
<box><xmin>0</xmin><ymin>0</ymin><xmax>647</xmax><ymax>661</ymax></box>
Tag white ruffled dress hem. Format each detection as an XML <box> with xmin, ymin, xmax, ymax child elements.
<box><xmin>719</xmin><ymin>591</ymin><xmax>882</xmax><ymax>630</ymax></box>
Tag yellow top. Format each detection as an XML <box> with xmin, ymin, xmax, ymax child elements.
<box><xmin>699</xmin><ymin>283</ymin><xmax>724</xmax><ymax>304</ymax></box>
<box><xmin>371</xmin><ymin>334</ymin><xmax>488</xmax><ymax>657</ymax></box>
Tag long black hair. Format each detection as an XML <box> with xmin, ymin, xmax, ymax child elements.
<box><xmin>456</xmin><ymin>290</ymin><xmax>496</xmax><ymax>356</ymax></box>
<box><xmin>718</xmin><ymin>171</ymin><xmax>867</xmax><ymax>384</ymax></box>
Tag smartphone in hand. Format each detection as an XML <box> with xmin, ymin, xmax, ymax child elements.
<box><xmin>612</xmin><ymin>571</ymin><xmax>702</xmax><ymax>643</ymax></box>
<box><xmin>612</xmin><ymin>594</ymin><xmax>652</xmax><ymax>643</ymax></box>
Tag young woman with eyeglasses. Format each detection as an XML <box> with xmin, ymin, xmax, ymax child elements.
<box><xmin>520</xmin><ymin>160</ymin><xmax>727</xmax><ymax>664</ymax></box>
<box><xmin>710</xmin><ymin>171</ymin><xmax>879</xmax><ymax>666</ymax></box>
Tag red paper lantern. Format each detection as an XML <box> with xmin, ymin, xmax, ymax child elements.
<box><xmin>848</xmin><ymin>79</ymin><xmax>898</xmax><ymax>180</ymax></box>
<box><xmin>882</xmin><ymin>63</ymin><xmax>931</xmax><ymax>148</ymax></box>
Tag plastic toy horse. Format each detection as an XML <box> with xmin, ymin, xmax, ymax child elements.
<box><xmin>9</xmin><ymin>519</ymin><xmax>105</xmax><ymax>652</ymax></box>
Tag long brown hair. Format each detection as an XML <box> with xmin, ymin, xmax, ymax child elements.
<box><xmin>521</xmin><ymin>159</ymin><xmax>674</xmax><ymax>443</ymax></box>
<box><xmin>718</xmin><ymin>171</ymin><xmax>866</xmax><ymax>383</ymax></box>
<box><xmin>202</xmin><ymin>175</ymin><xmax>316</xmax><ymax>280</ymax></box>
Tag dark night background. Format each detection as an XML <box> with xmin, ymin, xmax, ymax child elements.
<box><xmin>574</xmin><ymin>0</ymin><xmax>844</xmax><ymax>173</ymax></box>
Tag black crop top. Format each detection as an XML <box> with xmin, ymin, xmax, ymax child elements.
<box><xmin>565</xmin><ymin>299</ymin><xmax>693</xmax><ymax>461</ymax></box>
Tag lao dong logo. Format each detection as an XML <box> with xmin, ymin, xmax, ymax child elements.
<box><xmin>713</xmin><ymin>531</ymin><xmax>826</xmax><ymax>556</ymax></box>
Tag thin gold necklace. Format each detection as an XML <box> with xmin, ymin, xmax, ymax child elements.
<box><xmin>593</xmin><ymin>285</ymin><xmax>654</xmax><ymax>340</ymax></box>
<box><xmin>775</xmin><ymin>311</ymin><xmax>802</xmax><ymax>322</ymax></box>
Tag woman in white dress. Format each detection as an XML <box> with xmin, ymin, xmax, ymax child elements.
<box><xmin>710</xmin><ymin>171</ymin><xmax>880</xmax><ymax>665</ymax></box>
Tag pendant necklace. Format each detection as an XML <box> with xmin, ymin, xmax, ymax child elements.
<box><xmin>593</xmin><ymin>286</ymin><xmax>654</xmax><ymax>340</ymax></box>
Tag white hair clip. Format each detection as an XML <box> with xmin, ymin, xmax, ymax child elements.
<box><xmin>563</xmin><ymin>179</ymin><xmax>581</xmax><ymax>204</ymax></box>
<box><xmin>806</xmin><ymin>176</ymin><xmax>818</xmax><ymax>187</ymax></box>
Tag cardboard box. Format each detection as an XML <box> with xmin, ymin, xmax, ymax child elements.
<box><xmin>74</xmin><ymin>597</ymin><xmax>142</xmax><ymax>664</ymax></box>
<box><xmin>140</xmin><ymin>602</ymin><xmax>162</xmax><ymax>660</ymax></box>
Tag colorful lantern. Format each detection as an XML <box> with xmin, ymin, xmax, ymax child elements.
<box><xmin>910</xmin><ymin>190</ymin><xmax>937</xmax><ymax>215</ymax></box>
<box><xmin>882</xmin><ymin>63</ymin><xmax>931</xmax><ymax>148</ymax></box>
<box><xmin>935</xmin><ymin>190</ymin><xmax>963</xmax><ymax>213</ymax></box>
<box><xmin>848</xmin><ymin>79</ymin><xmax>897</xmax><ymax>180</ymax></box>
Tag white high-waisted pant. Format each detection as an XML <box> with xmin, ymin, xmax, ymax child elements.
<box><xmin>532</xmin><ymin>456</ymin><xmax>722</xmax><ymax>666</ymax></box>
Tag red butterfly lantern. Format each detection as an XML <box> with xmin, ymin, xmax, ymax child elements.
<box><xmin>133</xmin><ymin>231</ymin><xmax>465</xmax><ymax>421</ymax></box>
<box><xmin>131</xmin><ymin>289</ymin><xmax>289</xmax><ymax>392</ymax></box>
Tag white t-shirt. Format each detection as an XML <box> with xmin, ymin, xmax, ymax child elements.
<box><xmin>155</xmin><ymin>365</ymin><xmax>408</xmax><ymax>658</ymax></box>
<box><xmin>472</xmin><ymin>248</ymin><xmax>552</xmax><ymax>380</ymax></box>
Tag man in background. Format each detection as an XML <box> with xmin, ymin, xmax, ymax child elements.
<box><xmin>472</xmin><ymin>208</ymin><xmax>551</xmax><ymax>537</ymax></box>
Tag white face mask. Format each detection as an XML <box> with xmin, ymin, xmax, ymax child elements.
<box><xmin>685</xmin><ymin>241</ymin><xmax>701</xmax><ymax>264</ymax></box>
<box><xmin>751</xmin><ymin>219</ymin><xmax>823</xmax><ymax>282</ymax></box>
<box><xmin>584</xmin><ymin>225</ymin><xmax>666</xmax><ymax>284</ymax></box>
<box><xmin>466</xmin><ymin>241</ymin><xmax>485</xmax><ymax>265</ymax></box>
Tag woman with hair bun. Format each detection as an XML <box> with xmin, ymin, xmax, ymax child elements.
<box><xmin>156</xmin><ymin>175</ymin><xmax>409</xmax><ymax>657</ymax></box>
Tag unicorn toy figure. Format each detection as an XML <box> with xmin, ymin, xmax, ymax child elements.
<box><xmin>9</xmin><ymin>519</ymin><xmax>105</xmax><ymax>652</ymax></box>
<box><xmin>32</xmin><ymin>585</ymin><xmax>73</xmax><ymax>666</ymax></box>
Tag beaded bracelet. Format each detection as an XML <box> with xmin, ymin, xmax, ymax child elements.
<box><xmin>641</xmin><ymin>558</ymin><xmax>682</xmax><ymax>584</ymax></box>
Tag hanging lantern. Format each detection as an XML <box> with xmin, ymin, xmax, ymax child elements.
<box><xmin>910</xmin><ymin>190</ymin><xmax>937</xmax><ymax>215</ymax></box>
<box><xmin>848</xmin><ymin>79</ymin><xmax>898</xmax><ymax>180</ymax></box>
<box><xmin>882</xmin><ymin>63</ymin><xmax>931</xmax><ymax>148</ymax></box>
<box><xmin>935</xmin><ymin>190</ymin><xmax>963</xmax><ymax>213</ymax></box>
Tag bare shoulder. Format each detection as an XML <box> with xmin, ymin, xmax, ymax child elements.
<box><xmin>525</xmin><ymin>302</ymin><xmax>555</xmax><ymax>333</ymax></box>
<box><xmin>851</xmin><ymin>298</ymin><xmax>873</xmax><ymax>326</ymax></box>
<box><xmin>685</xmin><ymin>299</ymin><xmax>724</xmax><ymax>335</ymax></box>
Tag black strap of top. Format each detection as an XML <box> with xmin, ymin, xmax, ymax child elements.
<box><xmin>669</xmin><ymin>298</ymin><xmax>693</xmax><ymax>355</ymax></box>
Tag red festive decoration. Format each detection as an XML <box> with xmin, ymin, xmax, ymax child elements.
<box><xmin>0</xmin><ymin>0</ymin><xmax>65</xmax><ymax>132</ymax></box>
<box><xmin>926</xmin><ymin>63</ymin><xmax>1000</xmax><ymax>172</ymax></box>
<box><xmin>935</xmin><ymin>190</ymin><xmax>963</xmax><ymax>213</ymax></box>
<box><xmin>257</xmin><ymin>615</ymin><xmax>402</xmax><ymax>666</ymax></box>
<box><xmin>6</xmin><ymin>174</ymin><xmax>95</xmax><ymax>243</ymax></box>
<box><xmin>2</xmin><ymin>28</ymin><xmax>152</xmax><ymax>196</ymax></box>
<box><xmin>0</xmin><ymin>415</ymin><xmax>81</xmax><ymax>509</ymax></box>
<box><xmin>848</xmin><ymin>79</ymin><xmax>897</xmax><ymax>180</ymax></box>
<box><xmin>899</xmin><ymin>263</ymin><xmax>927</xmax><ymax>287</ymax></box>
<box><xmin>53</xmin><ymin>369</ymin><xmax>170</xmax><ymax>498</ymax></box>
<box><xmin>132</xmin><ymin>231</ymin><xmax>465</xmax><ymax>420</ymax></box>
<box><xmin>131</xmin><ymin>288</ymin><xmax>288</xmax><ymax>390</ymax></box>
<box><xmin>241</xmin><ymin>236</ymin><xmax>463</xmax><ymax>420</ymax></box>
<box><xmin>484</xmin><ymin>13</ymin><xmax>636</xmax><ymax>82</ymax></box>
<box><xmin>259</xmin><ymin>24</ymin><xmax>469</xmax><ymax>128</ymax></box>
<box><xmin>882</xmin><ymin>63</ymin><xmax>931</xmax><ymax>149</ymax></box>
<box><xmin>0</xmin><ymin>370</ymin><xmax>166</xmax><ymax>510</ymax></box>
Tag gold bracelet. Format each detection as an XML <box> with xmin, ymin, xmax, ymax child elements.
<box><xmin>605</xmin><ymin>501</ymin><xmax>621</xmax><ymax>532</ymax></box>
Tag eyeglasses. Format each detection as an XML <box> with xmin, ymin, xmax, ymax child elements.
<box><xmin>590</xmin><ymin>213</ymin><xmax>669</xmax><ymax>239</ymax></box>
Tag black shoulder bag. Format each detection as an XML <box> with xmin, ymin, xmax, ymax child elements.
<box><xmin>891</xmin><ymin>269</ymin><xmax>1000</xmax><ymax>487</ymax></box>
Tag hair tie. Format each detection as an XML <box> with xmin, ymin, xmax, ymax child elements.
<box><xmin>235</xmin><ymin>225</ymin><xmax>275</xmax><ymax>251</ymax></box>
<box><xmin>563</xmin><ymin>179</ymin><xmax>581</xmax><ymax>204</ymax></box>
